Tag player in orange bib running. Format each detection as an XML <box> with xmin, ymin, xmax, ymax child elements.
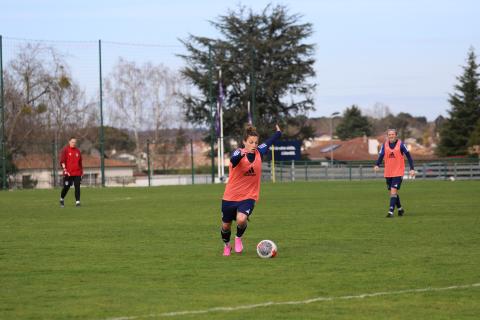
<box><xmin>374</xmin><ymin>129</ymin><xmax>415</xmax><ymax>218</ymax></box>
<box><xmin>220</xmin><ymin>124</ymin><xmax>281</xmax><ymax>256</ymax></box>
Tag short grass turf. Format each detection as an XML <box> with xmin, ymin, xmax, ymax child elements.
<box><xmin>0</xmin><ymin>180</ymin><xmax>479</xmax><ymax>320</ymax></box>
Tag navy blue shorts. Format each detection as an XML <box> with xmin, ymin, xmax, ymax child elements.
<box><xmin>386</xmin><ymin>176</ymin><xmax>403</xmax><ymax>190</ymax></box>
<box><xmin>221</xmin><ymin>199</ymin><xmax>255</xmax><ymax>223</ymax></box>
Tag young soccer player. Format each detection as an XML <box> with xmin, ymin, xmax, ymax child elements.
<box><xmin>220</xmin><ymin>124</ymin><xmax>281</xmax><ymax>256</ymax></box>
<box><xmin>374</xmin><ymin>129</ymin><xmax>415</xmax><ymax>218</ymax></box>
<box><xmin>59</xmin><ymin>137</ymin><xmax>83</xmax><ymax>207</ymax></box>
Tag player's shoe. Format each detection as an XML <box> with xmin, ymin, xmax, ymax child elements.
<box><xmin>75</xmin><ymin>201</ymin><xmax>81</xmax><ymax>207</ymax></box>
<box><xmin>60</xmin><ymin>199</ymin><xmax>64</xmax><ymax>208</ymax></box>
<box><xmin>386</xmin><ymin>212</ymin><xmax>394</xmax><ymax>218</ymax></box>
<box><xmin>223</xmin><ymin>244</ymin><xmax>232</xmax><ymax>256</ymax></box>
<box><xmin>234</xmin><ymin>236</ymin><xmax>243</xmax><ymax>253</ymax></box>
<box><xmin>398</xmin><ymin>208</ymin><xmax>404</xmax><ymax>216</ymax></box>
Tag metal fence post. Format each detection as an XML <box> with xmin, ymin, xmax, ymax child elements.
<box><xmin>98</xmin><ymin>39</ymin><xmax>106</xmax><ymax>187</ymax></box>
<box><xmin>305</xmin><ymin>162</ymin><xmax>308</xmax><ymax>181</ymax></box>
<box><xmin>422</xmin><ymin>164</ymin><xmax>426</xmax><ymax>179</ymax></box>
<box><xmin>190</xmin><ymin>139</ymin><xmax>195</xmax><ymax>185</ymax></box>
<box><xmin>52</xmin><ymin>140</ymin><xmax>58</xmax><ymax>188</ymax></box>
<box><xmin>147</xmin><ymin>139</ymin><xmax>151</xmax><ymax>187</ymax></box>
<box><xmin>291</xmin><ymin>160</ymin><xmax>295</xmax><ymax>182</ymax></box>
<box><xmin>360</xmin><ymin>165</ymin><xmax>363</xmax><ymax>180</ymax></box>
<box><xmin>349</xmin><ymin>165</ymin><xmax>352</xmax><ymax>181</ymax></box>
<box><xmin>280</xmin><ymin>162</ymin><xmax>283</xmax><ymax>182</ymax></box>
<box><xmin>0</xmin><ymin>35</ymin><xmax>5</xmax><ymax>190</ymax></box>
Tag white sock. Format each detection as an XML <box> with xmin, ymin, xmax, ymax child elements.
<box><xmin>76</xmin><ymin>200</ymin><xmax>80</xmax><ymax>204</ymax></box>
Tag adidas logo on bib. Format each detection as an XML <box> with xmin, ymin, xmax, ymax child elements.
<box><xmin>244</xmin><ymin>167</ymin><xmax>256</xmax><ymax>176</ymax></box>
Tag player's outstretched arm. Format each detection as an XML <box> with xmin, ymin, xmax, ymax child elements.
<box><xmin>258</xmin><ymin>125</ymin><xmax>282</xmax><ymax>155</ymax></box>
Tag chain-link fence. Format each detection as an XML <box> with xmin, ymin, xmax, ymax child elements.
<box><xmin>261</xmin><ymin>161</ymin><xmax>480</xmax><ymax>182</ymax></box>
<box><xmin>0</xmin><ymin>35</ymin><xmax>213</xmax><ymax>189</ymax></box>
<box><xmin>2</xmin><ymin>36</ymin><xmax>480</xmax><ymax>190</ymax></box>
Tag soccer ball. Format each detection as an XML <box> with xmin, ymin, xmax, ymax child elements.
<box><xmin>256</xmin><ymin>240</ymin><xmax>278</xmax><ymax>259</ymax></box>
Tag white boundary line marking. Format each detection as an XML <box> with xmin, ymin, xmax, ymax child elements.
<box><xmin>102</xmin><ymin>282</ymin><xmax>480</xmax><ymax>320</ymax></box>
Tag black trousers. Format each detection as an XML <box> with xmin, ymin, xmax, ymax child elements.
<box><xmin>60</xmin><ymin>176</ymin><xmax>81</xmax><ymax>201</ymax></box>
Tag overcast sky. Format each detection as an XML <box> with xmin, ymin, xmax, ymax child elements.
<box><xmin>1</xmin><ymin>0</ymin><xmax>479</xmax><ymax>120</ymax></box>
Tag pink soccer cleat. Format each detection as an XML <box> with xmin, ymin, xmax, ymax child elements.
<box><xmin>234</xmin><ymin>237</ymin><xmax>243</xmax><ymax>253</ymax></box>
<box><xmin>223</xmin><ymin>244</ymin><xmax>232</xmax><ymax>256</ymax></box>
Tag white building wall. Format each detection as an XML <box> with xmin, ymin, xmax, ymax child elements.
<box><xmin>368</xmin><ymin>139</ymin><xmax>380</xmax><ymax>155</ymax></box>
<box><xmin>15</xmin><ymin>167</ymin><xmax>135</xmax><ymax>189</ymax></box>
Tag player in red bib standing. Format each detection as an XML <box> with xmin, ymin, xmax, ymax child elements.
<box><xmin>220</xmin><ymin>124</ymin><xmax>281</xmax><ymax>256</ymax></box>
<box><xmin>374</xmin><ymin>129</ymin><xmax>415</xmax><ymax>218</ymax></box>
<box><xmin>59</xmin><ymin>137</ymin><xmax>83</xmax><ymax>207</ymax></box>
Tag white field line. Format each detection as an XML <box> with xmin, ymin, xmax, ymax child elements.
<box><xmin>101</xmin><ymin>282</ymin><xmax>480</xmax><ymax>320</ymax></box>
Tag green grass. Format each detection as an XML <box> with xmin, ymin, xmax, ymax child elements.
<box><xmin>1</xmin><ymin>180</ymin><xmax>479</xmax><ymax>320</ymax></box>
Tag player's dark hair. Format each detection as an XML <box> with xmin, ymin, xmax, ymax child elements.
<box><xmin>243</xmin><ymin>125</ymin><xmax>259</xmax><ymax>141</ymax></box>
<box><xmin>387</xmin><ymin>128</ymin><xmax>397</xmax><ymax>134</ymax></box>
<box><xmin>69</xmin><ymin>137</ymin><xmax>76</xmax><ymax>141</ymax></box>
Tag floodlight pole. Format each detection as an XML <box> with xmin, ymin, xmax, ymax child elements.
<box><xmin>250</xmin><ymin>46</ymin><xmax>256</xmax><ymax>125</ymax></box>
<box><xmin>208</xmin><ymin>45</ymin><xmax>215</xmax><ymax>183</ymax></box>
<box><xmin>330</xmin><ymin>111</ymin><xmax>340</xmax><ymax>166</ymax></box>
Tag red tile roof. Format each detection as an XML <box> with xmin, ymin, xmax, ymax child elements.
<box><xmin>306</xmin><ymin>137</ymin><xmax>436</xmax><ymax>161</ymax></box>
<box><xmin>307</xmin><ymin>137</ymin><xmax>376</xmax><ymax>161</ymax></box>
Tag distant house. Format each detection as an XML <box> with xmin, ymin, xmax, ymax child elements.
<box><xmin>13</xmin><ymin>154</ymin><xmax>136</xmax><ymax>189</ymax></box>
<box><xmin>306</xmin><ymin>136</ymin><xmax>436</xmax><ymax>162</ymax></box>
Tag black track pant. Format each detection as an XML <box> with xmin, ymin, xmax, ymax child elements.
<box><xmin>60</xmin><ymin>176</ymin><xmax>81</xmax><ymax>201</ymax></box>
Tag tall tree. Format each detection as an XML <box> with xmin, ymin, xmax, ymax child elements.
<box><xmin>105</xmin><ymin>58</ymin><xmax>148</xmax><ymax>166</ymax></box>
<box><xmin>385</xmin><ymin>112</ymin><xmax>412</xmax><ymax>141</ymax></box>
<box><xmin>4</xmin><ymin>43</ymin><xmax>92</xmax><ymax>156</ymax></box>
<box><xmin>179</xmin><ymin>4</ymin><xmax>316</xmax><ymax>146</ymax></box>
<box><xmin>4</xmin><ymin>44</ymin><xmax>53</xmax><ymax>154</ymax></box>
<box><xmin>438</xmin><ymin>47</ymin><xmax>480</xmax><ymax>156</ymax></box>
<box><xmin>94</xmin><ymin>126</ymin><xmax>135</xmax><ymax>154</ymax></box>
<box><xmin>468</xmin><ymin>118</ymin><xmax>480</xmax><ymax>150</ymax></box>
<box><xmin>335</xmin><ymin>105</ymin><xmax>372</xmax><ymax>140</ymax></box>
<box><xmin>105</xmin><ymin>58</ymin><xmax>182</xmax><ymax>169</ymax></box>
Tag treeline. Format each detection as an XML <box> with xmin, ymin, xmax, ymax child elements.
<box><xmin>1</xmin><ymin>5</ymin><xmax>478</xmax><ymax>189</ymax></box>
<box><xmin>311</xmin><ymin>47</ymin><xmax>480</xmax><ymax>157</ymax></box>
<box><xmin>0</xmin><ymin>44</ymin><xmax>184</xmax><ymax>162</ymax></box>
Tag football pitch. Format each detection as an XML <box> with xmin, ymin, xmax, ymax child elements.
<box><xmin>1</xmin><ymin>180</ymin><xmax>479</xmax><ymax>320</ymax></box>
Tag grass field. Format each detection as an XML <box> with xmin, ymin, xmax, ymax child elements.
<box><xmin>1</xmin><ymin>180</ymin><xmax>479</xmax><ymax>320</ymax></box>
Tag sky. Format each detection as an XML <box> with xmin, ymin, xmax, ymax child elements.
<box><xmin>1</xmin><ymin>0</ymin><xmax>479</xmax><ymax>121</ymax></box>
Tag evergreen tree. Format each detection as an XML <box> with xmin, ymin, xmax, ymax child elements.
<box><xmin>335</xmin><ymin>105</ymin><xmax>372</xmax><ymax>140</ymax></box>
<box><xmin>468</xmin><ymin>118</ymin><xmax>480</xmax><ymax>150</ymax></box>
<box><xmin>100</xmin><ymin>126</ymin><xmax>136</xmax><ymax>153</ymax></box>
<box><xmin>179</xmin><ymin>4</ymin><xmax>316</xmax><ymax>145</ymax></box>
<box><xmin>384</xmin><ymin>112</ymin><xmax>412</xmax><ymax>141</ymax></box>
<box><xmin>438</xmin><ymin>47</ymin><xmax>480</xmax><ymax>156</ymax></box>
